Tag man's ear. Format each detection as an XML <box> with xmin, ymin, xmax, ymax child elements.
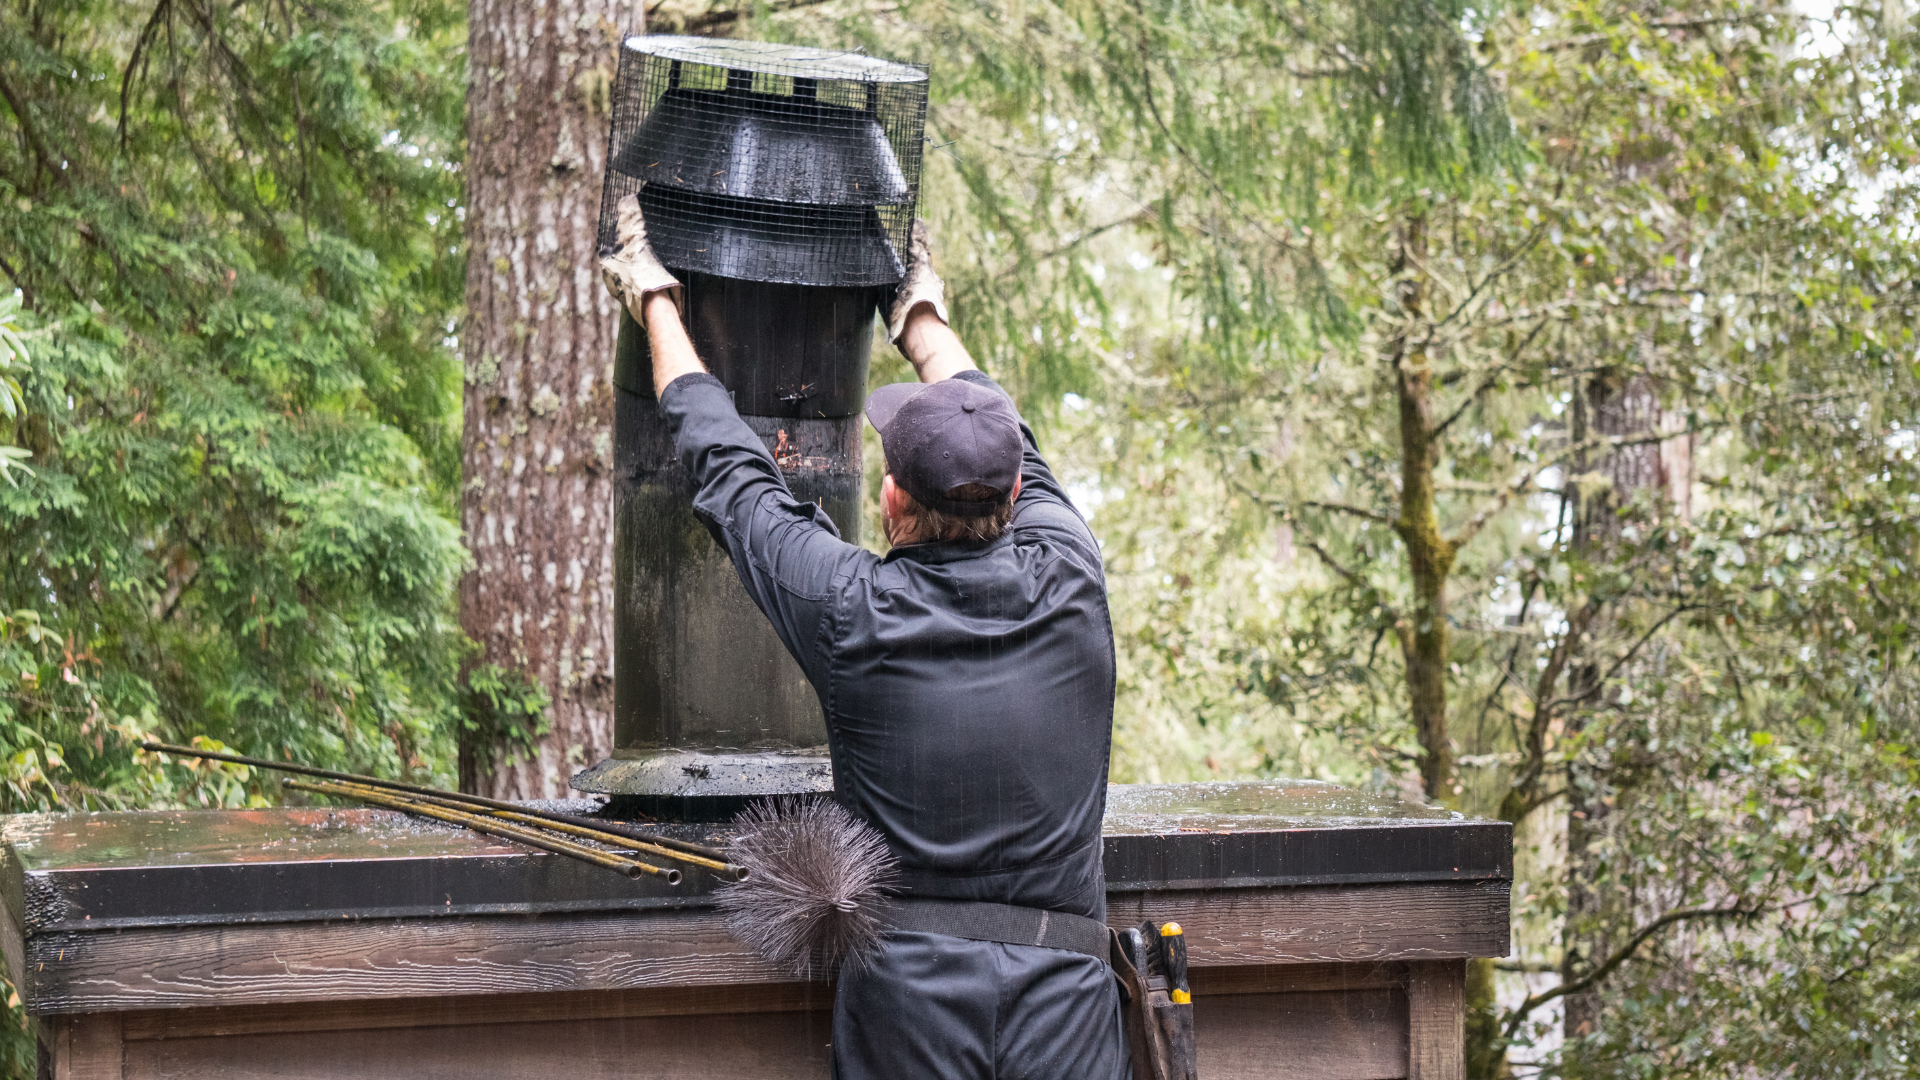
<box><xmin>1011</xmin><ymin>475</ymin><xmax>1022</xmax><ymax>501</ymax></box>
<box><xmin>881</xmin><ymin>474</ymin><xmax>910</xmax><ymax>521</ymax></box>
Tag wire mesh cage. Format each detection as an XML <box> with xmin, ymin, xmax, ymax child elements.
<box><xmin>598</xmin><ymin>36</ymin><xmax>929</xmax><ymax>289</ymax></box>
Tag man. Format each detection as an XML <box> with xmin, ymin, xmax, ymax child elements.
<box><xmin>601</xmin><ymin>195</ymin><xmax>1126</xmax><ymax>1080</ymax></box>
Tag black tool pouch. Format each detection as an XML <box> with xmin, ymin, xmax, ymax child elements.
<box><xmin>1108</xmin><ymin>923</ymin><xmax>1198</xmax><ymax>1080</ymax></box>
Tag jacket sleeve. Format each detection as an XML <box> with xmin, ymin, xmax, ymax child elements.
<box><xmin>950</xmin><ymin>370</ymin><xmax>1102</xmax><ymax>570</ymax></box>
<box><xmin>657</xmin><ymin>372</ymin><xmax>866</xmax><ymax>683</ymax></box>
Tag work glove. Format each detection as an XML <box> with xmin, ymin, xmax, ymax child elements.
<box><xmin>886</xmin><ymin>220</ymin><xmax>950</xmax><ymax>342</ymax></box>
<box><xmin>600</xmin><ymin>194</ymin><xmax>683</xmax><ymax>328</ymax></box>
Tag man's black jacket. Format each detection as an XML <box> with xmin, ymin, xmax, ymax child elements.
<box><xmin>661</xmin><ymin>369</ymin><xmax>1116</xmax><ymax>920</ymax></box>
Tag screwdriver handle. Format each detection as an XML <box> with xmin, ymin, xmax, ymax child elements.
<box><xmin>1159</xmin><ymin>921</ymin><xmax>1190</xmax><ymax>1002</ymax></box>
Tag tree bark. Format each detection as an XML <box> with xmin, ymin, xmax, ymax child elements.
<box><xmin>459</xmin><ymin>0</ymin><xmax>624</xmax><ymax>797</ymax></box>
<box><xmin>1561</xmin><ymin>365</ymin><xmax>1686</xmax><ymax>1044</ymax></box>
<box><xmin>1390</xmin><ymin>217</ymin><xmax>1458</xmax><ymax>803</ymax></box>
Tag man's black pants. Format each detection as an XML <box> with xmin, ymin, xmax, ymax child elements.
<box><xmin>832</xmin><ymin>930</ymin><xmax>1130</xmax><ymax>1080</ymax></box>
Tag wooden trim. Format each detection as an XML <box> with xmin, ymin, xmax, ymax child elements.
<box><xmin>28</xmin><ymin>908</ymin><xmax>782</xmax><ymax>1015</ymax></box>
<box><xmin>1406</xmin><ymin>959</ymin><xmax>1465</xmax><ymax>1080</ymax></box>
<box><xmin>1108</xmin><ymin>880</ymin><xmax>1510</xmax><ymax>967</ymax></box>
<box><xmin>28</xmin><ymin>881</ymin><xmax>1508</xmax><ymax>1015</ymax></box>
<box><xmin>119</xmin><ymin>981</ymin><xmax>834</xmax><ymax>1041</ymax></box>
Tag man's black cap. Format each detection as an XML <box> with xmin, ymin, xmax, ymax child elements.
<box><xmin>865</xmin><ymin>379</ymin><xmax>1022</xmax><ymax>517</ymax></box>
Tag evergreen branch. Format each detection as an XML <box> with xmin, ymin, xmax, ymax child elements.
<box><xmin>1302</xmin><ymin>538</ymin><xmax>1366</xmax><ymax>586</ymax></box>
<box><xmin>159</xmin><ymin>18</ymin><xmax>282</xmax><ymax>248</ymax></box>
<box><xmin>1269</xmin><ymin>7</ymin><xmax>1369</xmax><ymax>73</ymax></box>
<box><xmin>273</xmin><ymin>0</ymin><xmax>316</xmax><ymax>223</ymax></box>
<box><xmin>1547</xmin><ymin>603</ymin><xmax>1708</xmax><ymax>713</ymax></box>
<box><xmin>158</xmin><ymin>564</ymin><xmax>202</xmax><ymax>624</ymax></box>
<box><xmin>1128</xmin><ymin>9</ymin><xmax>1295</xmax><ymax>255</ymax></box>
<box><xmin>0</xmin><ymin>252</ymin><xmax>31</xmax><ymax>311</ymax></box>
<box><xmin>1302</xmin><ymin>500</ymin><xmax>1395</xmax><ymax>526</ymax></box>
<box><xmin>118</xmin><ymin>0</ymin><xmax>174</xmax><ymax>154</ymax></box>
<box><xmin>1430</xmin><ymin>318</ymin><xmax>1550</xmax><ymax>442</ymax></box>
<box><xmin>1501</xmin><ymin>902</ymin><xmax>1757</xmax><ymax>1038</ymax></box>
<box><xmin>991</xmin><ymin>206</ymin><xmax>1154</xmax><ymax>281</ymax></box>
<box><xmin>0</xmin><ymin>69</ymin><xmax>75</xmax><ymax>190</ymax></box>
<box><xmin>1537</xmin><ymin>13</ymin><xmax>1788</xmax><ymax>53</ymax></box>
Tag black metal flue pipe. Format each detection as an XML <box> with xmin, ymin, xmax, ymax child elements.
<box><xmin>572</xmin><ymin>275</ymin><xmax>881</xmax><ymax>818</ymax></box>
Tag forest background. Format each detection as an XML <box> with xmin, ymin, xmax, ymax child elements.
<box><xmin>2</xmin><ymin>0</ymin><xmax>1918</xmax><ymax>1075</ymax></box>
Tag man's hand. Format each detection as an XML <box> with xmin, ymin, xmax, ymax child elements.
<box><xmin>890</xmin><ymin>221</ymin><xmax>977</xmax><ymax>383</ymax></box>
<box><xmin>598</xmin><ymin>194</ymin><xmax>706</xmax><ymax>396</ymax></box>
<box><xmin>887</xmin><ymin>220</ymin><xmax>949</xmax><ymax>341</ymax></box>
<box><xmin>600</xmin><ymin>194</ymin><xmax>683</xmax><ymax>328</ymax></box>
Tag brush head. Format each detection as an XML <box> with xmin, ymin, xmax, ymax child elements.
<box><xmin>716</xmin><ymin>796</ymin><xmax>899</xmax><ymax>979</ymax></box>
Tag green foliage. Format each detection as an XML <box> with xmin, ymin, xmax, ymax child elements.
<box><xmin>0</xmin><ymin>0</ymin><xmax>471</xmax><ymax>796</ymax></box>
<box><xmin>0</xmin><ymin>294</ymin><xmax>32</xmax><ymax>487</ymax></box>
<box><xmin>0</xmin><ymin>0</ymin><xmax>471</xmax><ymax>1066</ymax></box>
<box><xmin>758</xmin><ymin>0</ymin><xmax>1920</xmax><ymax>1072</ymax></box>
<box><xmin>0</xmin><ymin>0</ymin><xmax>1912</xmax><ymax>1074</ymax></box>
<box><xmin>459</xmin><ymin>662</ymin><xmax>553</xmax><ymax>765</ymax></box>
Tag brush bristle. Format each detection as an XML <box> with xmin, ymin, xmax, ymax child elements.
<box><xmin>716</xmin><ymin>796</ymin><xmax>899</xmax><ymax>979</ymax></box>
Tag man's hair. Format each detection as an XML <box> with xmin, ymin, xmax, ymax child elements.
<box><xmin>896</xmin><ymin>483</ymin><xmax>1015</xmax><ymax>544</ymax></box>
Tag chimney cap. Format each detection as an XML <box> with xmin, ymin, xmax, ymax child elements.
<box><xmin>625</xmin><ymin>35</ymin><xmax>929</xmax><ymax>85</ymax></box>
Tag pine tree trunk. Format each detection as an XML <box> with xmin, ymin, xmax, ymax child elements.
<box><xmin>459</xmin><ymin>0</ymin><xmax>624</xmax><ymax>798</ymax></box>
<box><xmin>1561</xmin><ymin>367</ymin><xmax>1685</xmax><ymax>1043</ymax></box>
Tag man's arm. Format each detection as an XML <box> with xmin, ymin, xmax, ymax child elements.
<box><xmin>644</xmin><ymin>291</ymin><xmax>706</xmax><ymax>396</ymax></box>
<box><xmin>656</xmin><ymin>367</ymin><xmax>863</xmax><ymax>676</ymax></box>
<box><xmin>897</xmin><ymin>305</ymin><xmax>977</xmax><ymax>384</ymax></box>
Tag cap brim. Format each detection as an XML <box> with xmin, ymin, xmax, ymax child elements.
<box><xmin>864</xmin><ymin>381</ymin><xmax>926</xmax><ymax>434</ymax></box>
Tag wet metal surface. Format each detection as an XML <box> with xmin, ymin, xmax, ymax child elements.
<box><xmin>571</xmin><ymin>748</ymin><xmax>834</xmax><ymax>821</ymax></box>
<box><xmin>1</xmin><ymin>782</ymin><xmax>1510</xmax><ymax>935</ymax></box>
<box><xmin>1103</xmin><ymin>781</ymin><xmax>1455</xmax><ymax>833</ymax></box>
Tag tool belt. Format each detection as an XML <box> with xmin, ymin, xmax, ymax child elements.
<box><xmin>878</xmin><ymin>897</ymin><xmax>1110</xmax><ymax>960</ymax></box>
<box><xmin>876</xmin><ymin>899</ymin><xmax>1198</xmax><ymax>1080</ymax></box>
<box><xmin>1110</xmin><ymin>921</ymin><xmax>1199</xmax><ymax>1080</ymax></box>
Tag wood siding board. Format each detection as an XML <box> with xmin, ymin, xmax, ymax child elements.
<box><xmin>1196</xmin><ymin>990</ymin><xmax>1409</xmax><ymax>1080</ymax></box>
<box><xmin>119</xmin><ymin>1010</ymin><xmax>835</xmax><ymax>1080</ymax></box>
<box><xmin>1108</xmin><ymin>881</ymin><xmax>1511</xmax><ymax>966</ymax></box>
<box><xmin>24</xmin><ymin>883</ymin><xmax>1509</xmax><ymax>1014</ymax></box>
<box><xmin>50</xmin><ymin>1014</ymin><xmax>122</xmax><ymax>1080</ymax></box>
<box><xmin>27</xmin><ymin>910</ymin><xmax>788</xmax><ymax>1014</ymax></box>
<box><xmin>118</xmin><ymin>982</ymin><xmax>835</xmax><ymax>1041</ymax></box>
<box><xmin>107</xmin><ymin>990</ymin><xmax>1416</xmax><ymax>1080</ymax></box>
<box><xmin>1188</xmin><ymin>962</ymin><xmax>1407</xmax><ymax>997</ymax></box>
